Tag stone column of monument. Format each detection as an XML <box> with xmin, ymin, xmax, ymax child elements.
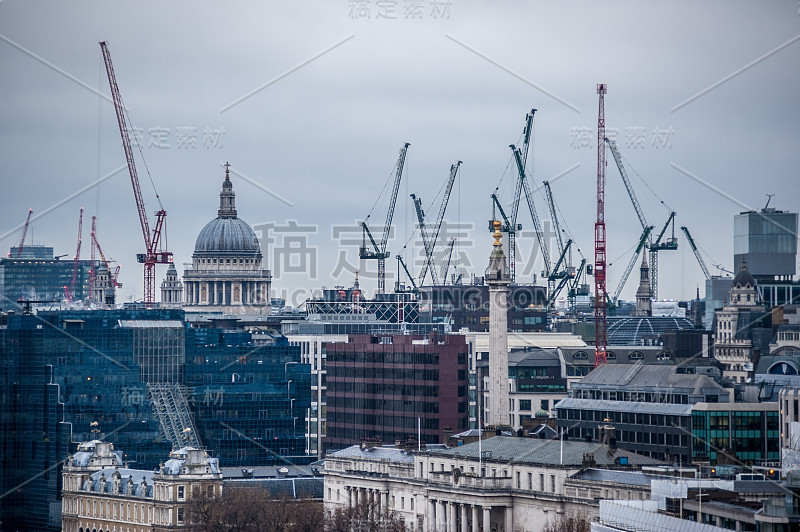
<box><xmin>485</xmin><ymin>220</ymin><xmax>510</xmax><ymax>428</ymax></box>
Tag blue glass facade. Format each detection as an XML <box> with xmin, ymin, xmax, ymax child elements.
<box><xmin>0</xmin><ymin>309</ymin><xmax>311</xmax><ymax>531</ymax></box>
<box><xmin>185</xmin><ymin>326</ymin><xmax>311</xmax><ymax>465</ymax></box>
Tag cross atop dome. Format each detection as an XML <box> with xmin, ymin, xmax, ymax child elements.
<box><xmin>218</xmin><ymin>162</ymin><xmax>237</xmax><ymax>218</ymax></box>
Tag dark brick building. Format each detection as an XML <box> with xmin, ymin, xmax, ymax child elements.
<box><xmin>325</xmin><ymin>333</ymin><xmax>469</xmax><ymax>451</ymax></box>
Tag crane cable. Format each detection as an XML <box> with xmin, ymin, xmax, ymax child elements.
<box><xmin>619</xmin><ymin>149</ymin><xmax>673</xmax><ymax>214</ymax></box>
<box><xmin>118</xmin><ymin>88</ymin><xmax>164</xmax><ymax>211</ymax></box>
<box><xmin>363</xmin><ymin>154</ymin><xmax>400</xmax><ymax>223</ymax></box>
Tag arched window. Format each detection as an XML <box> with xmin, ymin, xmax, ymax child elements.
<box><xmin>629</xmin><ymin>352</ymin><xmax>643</xmax><ymax>360</ymax></box>
<box><xmin>606</xmin><ymin>351</ymin><xmax>616</xmax><ymax>360</ymax></box>
<box><xmin>574</xmin><ymin>351</ymin><xmax>588</xmax><ymax>360</ymax></box>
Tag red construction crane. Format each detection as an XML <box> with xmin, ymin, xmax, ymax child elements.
<box><xmin>9</xmin><ymin>208</ymin><xmax>33</xmax><ymax>258</ymax></box>
<box><xmin>88</xmin><ymin>216</ymin><xmax>97</xmax><ymax>301</ymax></box>
<box><xmin>100</xmin><ymin>41</ymin><xmax>172</xmax><ymax>305</ymax></box>
<box><xmin>91</xmin><ymin>229</ymin><xmax>122</xmax><ymax>288</ymax></box>
<box><xmin>67</xmin><ymin>207</ymin><xmax>83</xmax><ymax>303</ymax></box>
<box><xmin>594</xmin><ymin>83</ymin><xmax>608</xmax><ymax>368</ymax></box>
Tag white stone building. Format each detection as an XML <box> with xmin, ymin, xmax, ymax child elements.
<box><xmin>713</xmin><ymin>260</ymin><xmax>761</xmax><ymax>383</ymax></box>
<box><xmin>323</xmin><ymin>435</ymin><xmax>662</xmax><ymax>532</ymax></box>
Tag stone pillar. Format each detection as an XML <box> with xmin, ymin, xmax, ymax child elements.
<box><xmin>472</xmin><ymin>505</ymin><xmax>479</xmax><ymax>532</ymax></box>
<box><xmin>461</xmin><ymin>503</ymin><xmax>469</xmax><ymax>532</ymax></box>
<box><xmin>505</xmin><ymin>506</ymin><xmax>513</xmax><ymax>532</ymax></box>
<box><xmin>482</xmin><ymin>507</ymin><xmax>491</xmax><ymax>532</ymax></box>
<box><xmin>382</xmin><ymin>491</ymin><xmax>389</xmax><ymax>511</ymax></box>
<box><xmin>427</xmin><ymin>499</ymin><xmax>436</xmax><ymax>532</ymax></box>
<box><xmin>348</xmin><ymin>487</ymin><xmax>354</xmax><ymax>507</ymax></box>
<box><xmin>486</xmin><ymin>221</ymin><xmax>510</xmax><ymax>427</ymax></box>
<box><xmin>447</xmin><ymin>502</ymin><xmax>454</xmax><ymax>530</ymax></box>
<box><xmin>437</xmin><ymin>500</ymin><xmax>447</xmax><ymax>531</ymax></box>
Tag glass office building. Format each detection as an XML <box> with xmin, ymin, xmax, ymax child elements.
<box><xmin>734</xmin><ymin>209</ymin><xmax>797</xmax><ymax>280</ymax></box>
<box><xmin>184</xmin><ymin>326</ymin><xmax>311</xmax><ymax>466</ymax></box>
<box><xmin>692</xmin><ymin>403</ymin><xmax>780</xmax><ymax>465</ymax></box>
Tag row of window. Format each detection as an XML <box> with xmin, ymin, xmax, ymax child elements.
<box><xmin>572</xmin><ymin>389</ymin><xmax>690</xmax><ymax>404</ymax></box>
<box><xmin>561</xmin><ymin>408</ymin><xmax>689</xmax><ymax>427</ymax></box>
<box><xmin>196</xmin><ymin>257</ymin><xmax>257</xmax><ymax>265</ymax></box>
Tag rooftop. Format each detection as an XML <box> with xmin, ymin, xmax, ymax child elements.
<box><xmin>429</xmin><ymin>436</ymin><xmax>663</xmax><ymax>467</ymax></box>
<box><xmin>575</xmin><ymin>363</ymin><xmax>724</xmax><ymax>395</ymax></box>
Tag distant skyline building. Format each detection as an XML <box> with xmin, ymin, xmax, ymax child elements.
<box><xmin>182</xmin><ymin>165</ymin><xmax>272</xmax><ymax>314</ymax></box>
<box><xmin>160</xmin><ymin>262</ymin><xmax>183</xmax><ymax>307</ymax></box>
<box><xmin>0</xmin><ymin>244</ymin><xmax>93</xmax><ymax>308</ymax></box>
<box><xmin>713</xmin><ymin>260</ymin><xmax>772</xmax><ymax>383</ymax></box>
<box><xmin>734</xmin><ymin>207</ymin><xmax>797</xmax><ymax>281</ymax></box>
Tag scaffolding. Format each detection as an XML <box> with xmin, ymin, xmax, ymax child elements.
<box><xmin>147</xmin><ymin>383</ymin><xmax>201</xmax><ymax>449</ymax></box>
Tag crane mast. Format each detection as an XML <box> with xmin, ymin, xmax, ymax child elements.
<box><xmin>88</xmin><ymin>216</ymin><xmax>97</xmax><ymax>301</ymax></box>
<box><xmin>607</xmin><ymin>137</ymin><xmax>677</xmax><ymax>300</ymax></box>
<box><xmin>508</xmin><ymin>110</ymin><xmax>535</xmax><ymax>284</ymax></box>
<box><xmin>681</xmin><ymin>226</ymin><xmax>711</xmax><ymax>280</ymax></box>
<box><xmin>9</xmin><ymin>208</ymin><xmax>33</xmax><ymax>258</ymax></box>
<box><xmin>415</xmin><ymin>161</ymin><xmax>461</xmax><ymax>287</ymax></box>
<box><xmin>511</xmin><ymin>143</ymin><xmax>551</xmax><ymax>280</ymax></box>
<box><xmin>441</xmin><ymin>239</ymin><xmax>455</xmax><ymax>285</ymax></box>
<box><xmin>100</xmin><ymin>41</ymin><xmax>172</xmax><ymax>305</ymax></box>
<box><xmin>92</xmin><ymin>231</ymin><xmax>122</xmax><ymax>287</ymax></box>
<box><xmin>411</xmin><ymin>193</ymin><xmax>438</xmax><ymax>285</ymax></box>
<box><xmin>395</xmin><ymin>254</ymin><xmax>418</xmax><ymax>293</ymax></box>
<box><xmin>649</xmin><ymin>211</ymin><xmax>678</xmax><ymax>299</ymax></box>
<box><xmin>595</xmin><ymin>83</ymin><xmax>608</xmax><ymax>367</ymax></box>
<box><xmin>359</xmin><ymin>142</ymin><xmax>409</xmax><ymax>294</ymax></box>
<box><xmin>610</xmin><ymin>225</ymin><xmax>653</xmax><ymax>306</ymax></box>
<box><xmin>606</xmin><ymin>139</ymin><xmax>649</xmax><ymax>231</ymax></box>
<box><xmin>543</xmin><ymin>181</ymin><xmax>564</xmax><ymax>257</ymax></box>
<box><xmin>430</xmin><ymin>162</ymin><xmax>461</xmax><ymax>262</ymax></box>
<box><xmin>68</xmin><ymin>208</ymin><xmax>83</xmax><ymax>303</ymax></box>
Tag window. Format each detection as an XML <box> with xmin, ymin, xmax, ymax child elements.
<box><xmin>177</xmin><ymin>507</ymin><xmax>184</xmax><ymax>523</ymax></box>
<box><xmin>540</xmin><ymin>473</ymin><xmax>545</xmax><ymax>491</ymax></box>
<box><xmin>551</xmin><ymin>475</ymin><xmax>556</xmax><ymax>492</ymax></box>
<box><xmin>177</xmin><ymin>485</ymin><xmax>185</xmax><ymax>500</ymax></box>
<box><xmin>519</xmin><ymin>400</ymin><xmax>532</xmax><ymax>411</ymax></box>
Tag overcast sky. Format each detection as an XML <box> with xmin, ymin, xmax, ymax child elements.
<box><xmin>1</xmin><ymin>1</ymin><xmax>798</xmax><ymax>307</ymax></box>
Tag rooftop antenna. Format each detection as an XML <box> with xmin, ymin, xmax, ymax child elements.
<box><xmin>764</xmin><ymin>193</ymin><xmax>774</xmax><ymax>211</ymax></box>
